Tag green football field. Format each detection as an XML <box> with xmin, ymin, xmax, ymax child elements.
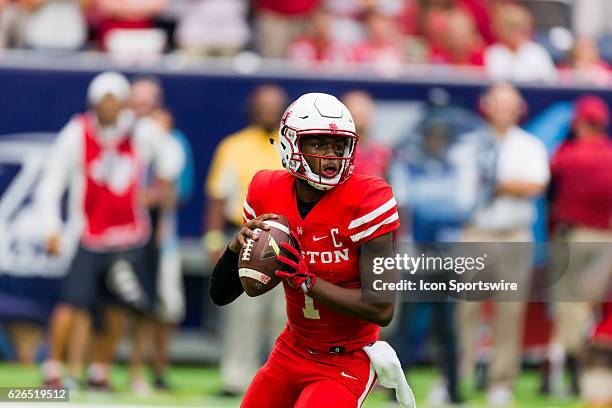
<box><xmin>0</xmin><ymin>363</ymin><xmax>581</xmax><ymax>407</ymax></box>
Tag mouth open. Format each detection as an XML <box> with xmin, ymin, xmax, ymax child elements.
<box><xmin>321</xmin><ymin>162</ymin><xmax>340</xmax><ymax>178</ymax></box>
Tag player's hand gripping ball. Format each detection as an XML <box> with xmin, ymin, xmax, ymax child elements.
<box><xmin>276</xmin><ymin>231</ymin><xmax>317</xmax><ymax>294</ymax></box>
<box><xmin>238</xmin><ymin>215</ymin><xmax>291</xmax><ymax>296</ymax></box>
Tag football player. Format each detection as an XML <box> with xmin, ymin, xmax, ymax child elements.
<box><xmin>210</xmin><ymin>93</ymin><xmax>405</xmax><ymax>407</ymax></box>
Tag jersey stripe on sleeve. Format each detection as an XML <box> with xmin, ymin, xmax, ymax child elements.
<box><xmin>349</xmin><ymin>212</ymin><xmax>399</xmax><ymax>242</ymax></box>
<box><xmin>348</xmin><ymin>197</ymin><xmax>397</xmax><ymax>229</ymax></box>
<box><xmin>243</xmin><ymin>198</ymin><xmax>257</xmax><ymax>223</ymax></box>
<box><xmin>348</xmin><ymin>194</ymin><xmax>399</xmax><ymax>243</ymax></box>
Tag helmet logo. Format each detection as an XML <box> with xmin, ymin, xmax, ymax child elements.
<box><xmin>281</xmin><ymin>110</ymin><xmax>292</xmax><ymax>125</ymax></box>
<box><xmin>329</xmin><ymin>123</ymin><xmax>338</xmax><ymax>133</ymax></box>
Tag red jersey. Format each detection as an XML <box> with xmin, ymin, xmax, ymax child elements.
<box><xmin>81</xmin><ymin>114</ymin><xmax>150</xmax><ymax>250</ymax></box>
<box><xmin>243</xmin><ymin>170</ymin><xmax>399</xmax><ymax>351</ymax></box>
<box><xmin>550</xmin><ymin>137</ymin><xmax>612</xmax><ymax>230</ymax></box>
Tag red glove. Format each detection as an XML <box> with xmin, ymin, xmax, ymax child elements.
<box><xmin>275</xmin><ymin>231</ymin><xmax>317</xmax><ymax>293</ymax></box>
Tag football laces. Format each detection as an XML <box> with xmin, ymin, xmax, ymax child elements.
<box><xmin>241</xmin><ymin>228</ymin><xmax>261</xmax><ymax>261</ymax></box>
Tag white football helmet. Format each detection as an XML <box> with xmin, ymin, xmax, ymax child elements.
<box><xmin>276</xmin><ymin>93</ymin><xmax>358</xmax><ymax>191</ymax></box>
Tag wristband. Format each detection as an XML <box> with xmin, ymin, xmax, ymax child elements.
<box><xmin>301</xmin><ymin>274</ymin><xmax>317</xmax><ymax>294</ymax></box>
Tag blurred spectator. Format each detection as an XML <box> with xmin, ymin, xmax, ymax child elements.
<box><xmin>484</xmin><ymin>3</ymin><xmax>557</xmax><ymax>82</ymax></box>
<box><xmin>23</xmin><ymin>0</ymin><xmax>88</xmax><ymax>50</ymax></box>
<box><xmin>547</xmin><ymin>95</ymin><xmax>612</xmax><ymax>396</ymax></box>
<box><xmin>342</xmin><ymin>90</ymin><xmax>389</xmax><ymax>179</ymax></box>
<box><xmin>286</xmin><ymin>6</ymin><xmax>352</xmax><ymax>66</ymax></box>
<box><xmin>175</xmin><ymin>0</ymin><xmax>249</xmax><ymax>56</ymax></box>
<box><xmin>254</xmin><ymin>0</ymin><xmax>320</xmax><ymax>58</ymax></box>
<box><xmin>85</xmin><ymin>79</ymin><xmax>180</xmax><ymax>394</ymax></box>
<box><xmin>518</xmin><ymin>0</ymin><xmax>573</xmax><ymax>62</ymax></box>
<box><xmin>203</xmin><ymin>85</ymin><xmax>287</xmax><ymax>396</ymax></box>
<box><xmin>353</xmin><ymin>10</ymin><xmax>405</xmax><ymax>74</ymax></box>
<box><xmin>459</xmin><ymin>83</ymin><xmax>549</xmax><ymax>407</ymax></box>
<box><xmin>572</xmin><ymin>0</ymin><xmax>612</xmax><ymax>40</ymax></box>
<box><xmin>390</xmin><ymin>91</ymin><xmax>485</xmax><ymax>243</ymax></box>
<box><xmin>38</xmin><ymin>71</ymin><xmax>184</xmax><ymax>388</ymax></box>
<box><xmin>550</xmin><ymin>96</ymin><xmax>612</xmax><ymax>233</ymax></box>
<box><xmin>5</xmin><ymin>321</ymin><xmax>43</xmax><ymax>364</ymax></box>
<box><xmin>581</xmin><ymin>300</ymin><xmax>612</xmax><ymax>408</ymax></box>
<box><xmin>327</xmin><ymin>0</ymin><xmax>408</xmax><ymax>38</ymax></box>
<box><xmin>396</xmin><ymin>0</ymin><xmax>490</xmax><ymax>64</ymax></box>
<box><xmin>394</xmin><ymin>0</ymin><xmax>430</xmax><ymax>62</ymax></box>
<box><xmin>153</xmin><ymin>103</ymin><xmax>194</xmax><ymax>391</ymax></box>
<box><xmin>559</xmin><ymin>37</ymin><xmax>610</xmax><ymax>86</ymax></box>
<box><xmin>459</xmin><ymin>0</ymin><xmax>493</xmax><ymax>44</ymax></box>
<box><xmin>325</xmin><ymin>0</ymin><xmax>428</xmax><ymax>62</ymax></box>
<box><xmin>126</xmin><ymin>77</ymin><xmax>194</xmax><ymax>393</ymax></box>
<box><xmin>429</xmin><ymin>7</ymin><xmax>485</xmax><ymax>66</ymax></box>
<box><xmin>323</xmin><ymin>0</ymin><xmax>363</xmax><ymax>46</ymax></box>
<box><xmin>419</xmin><ymin>0</ymin><xmax>494</xmax><ymax>51</ymax></box>
<box><xmin>388</xmin><ymin>94</ymin><xmax>485</xmax><ymax>405</ymax></box>
<box><xmin>0</xmin><ymin>0</ymin><xmax>88</xmax><ymax>50</ymax></box>
<box><xmin>421</xmin><ymin>0</ymin><xmax>455</xmax><ymax>51</ymax></box>
<box><xmin>394</xmin><ymin>0</ymin><xmax>421</xmax><ymax>37</ymax></box>
<box><xmin>0</xmin><ymin>0</ymin><xmax>21</xmax><ymax>48</ymax></box>
<box><xmin>91</xmin><ymin>0</ymin><xmax>168</xmax><ymax>52</ymax></box>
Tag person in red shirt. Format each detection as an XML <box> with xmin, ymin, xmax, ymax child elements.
<box><xmin>286</xmin><ymin>6</ymin><xmax>353</xmax><ymax>66</ymax></box>
<box><xmin>558</xmin><ymin>37</ymin><xmax>610</xmax><ymax>86</ymax></box>
<box><xmin>209</xmin><ymin>93</ymin><xmax>414</xmax><ymax>407</ymax></box>
<box><xmin>550</xmin><ymin>95</ymin><xmax>612</xmax><ymax>231</ymax></box>
<box><xmin>548</xmin><ymin>95</ymin><xmax>612</xmax><ymax>396</ymax></box>
<box><xmin>90</xmin><ymin>0</ymin><xmax>168</xmax><ymax>50</ymax></box>
<box><xmin>353</xmin><ymin>10</ymin><xmax>405</xmax><ymax>75</ymax></box>
<box><xmin>458</xmin><ymin>0</ymin><xmax>493</xmax><ymax>44</ymax></box>
<box><xmin>254</xmin><ymin>0</ymin><xmax>320</xmax><ymax>58</ymax></box>
<box><xmin>428</xmin><ymin>7</ymin><xmax>485</xmax><ymax>66</ymax></box>
<box><xmin>342</xmin><ymin>90</ymin><xmax>390</xmax><ymax>179</ymax></box>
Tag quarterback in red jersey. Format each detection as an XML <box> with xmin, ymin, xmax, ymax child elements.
<box><xmin>210</xmin><ymin>93</ymin><xmax>411</xmax><ymax>407</ymax></box>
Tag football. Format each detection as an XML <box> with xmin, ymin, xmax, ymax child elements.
<box><xmin>238</xmin><ymin>215</ymin><xmax>291</xmax><ymax>296</ymax></box>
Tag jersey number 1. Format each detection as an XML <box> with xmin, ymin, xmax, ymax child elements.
<box><xmin>303</xmin><ymin>294</ymin><xmax>320</xmax><ymax>319</ymax></box>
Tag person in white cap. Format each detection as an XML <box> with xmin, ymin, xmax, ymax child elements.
<box><xmin>38</xmin><ymin>71</ymin><xmax>185</xmax><ymax>388</ymax></box>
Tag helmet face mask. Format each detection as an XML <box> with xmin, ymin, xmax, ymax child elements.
<box><xmin>277</xmin><ymin>93</ymin><xmax>359</xmax><ymax>191</ymax></box>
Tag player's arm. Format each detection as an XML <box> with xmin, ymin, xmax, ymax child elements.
<box><xmin>35</xmin><ymin>119</ymin><xmax>79</xmax><ymax>255</ymax></box>
<box><xmin>277</xmin><ymin>232</ymin><xmax>395</xmax><ymax>327</ymax></box>
<box><xmin>209</xmin><ymin>246</ymin><xmax>243</xmax><ymax>306</ymax></box>
<box><xmin>209</xmin><ymin>213</ymin><xmax>277</xmax><ymax>306</ymax></box>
